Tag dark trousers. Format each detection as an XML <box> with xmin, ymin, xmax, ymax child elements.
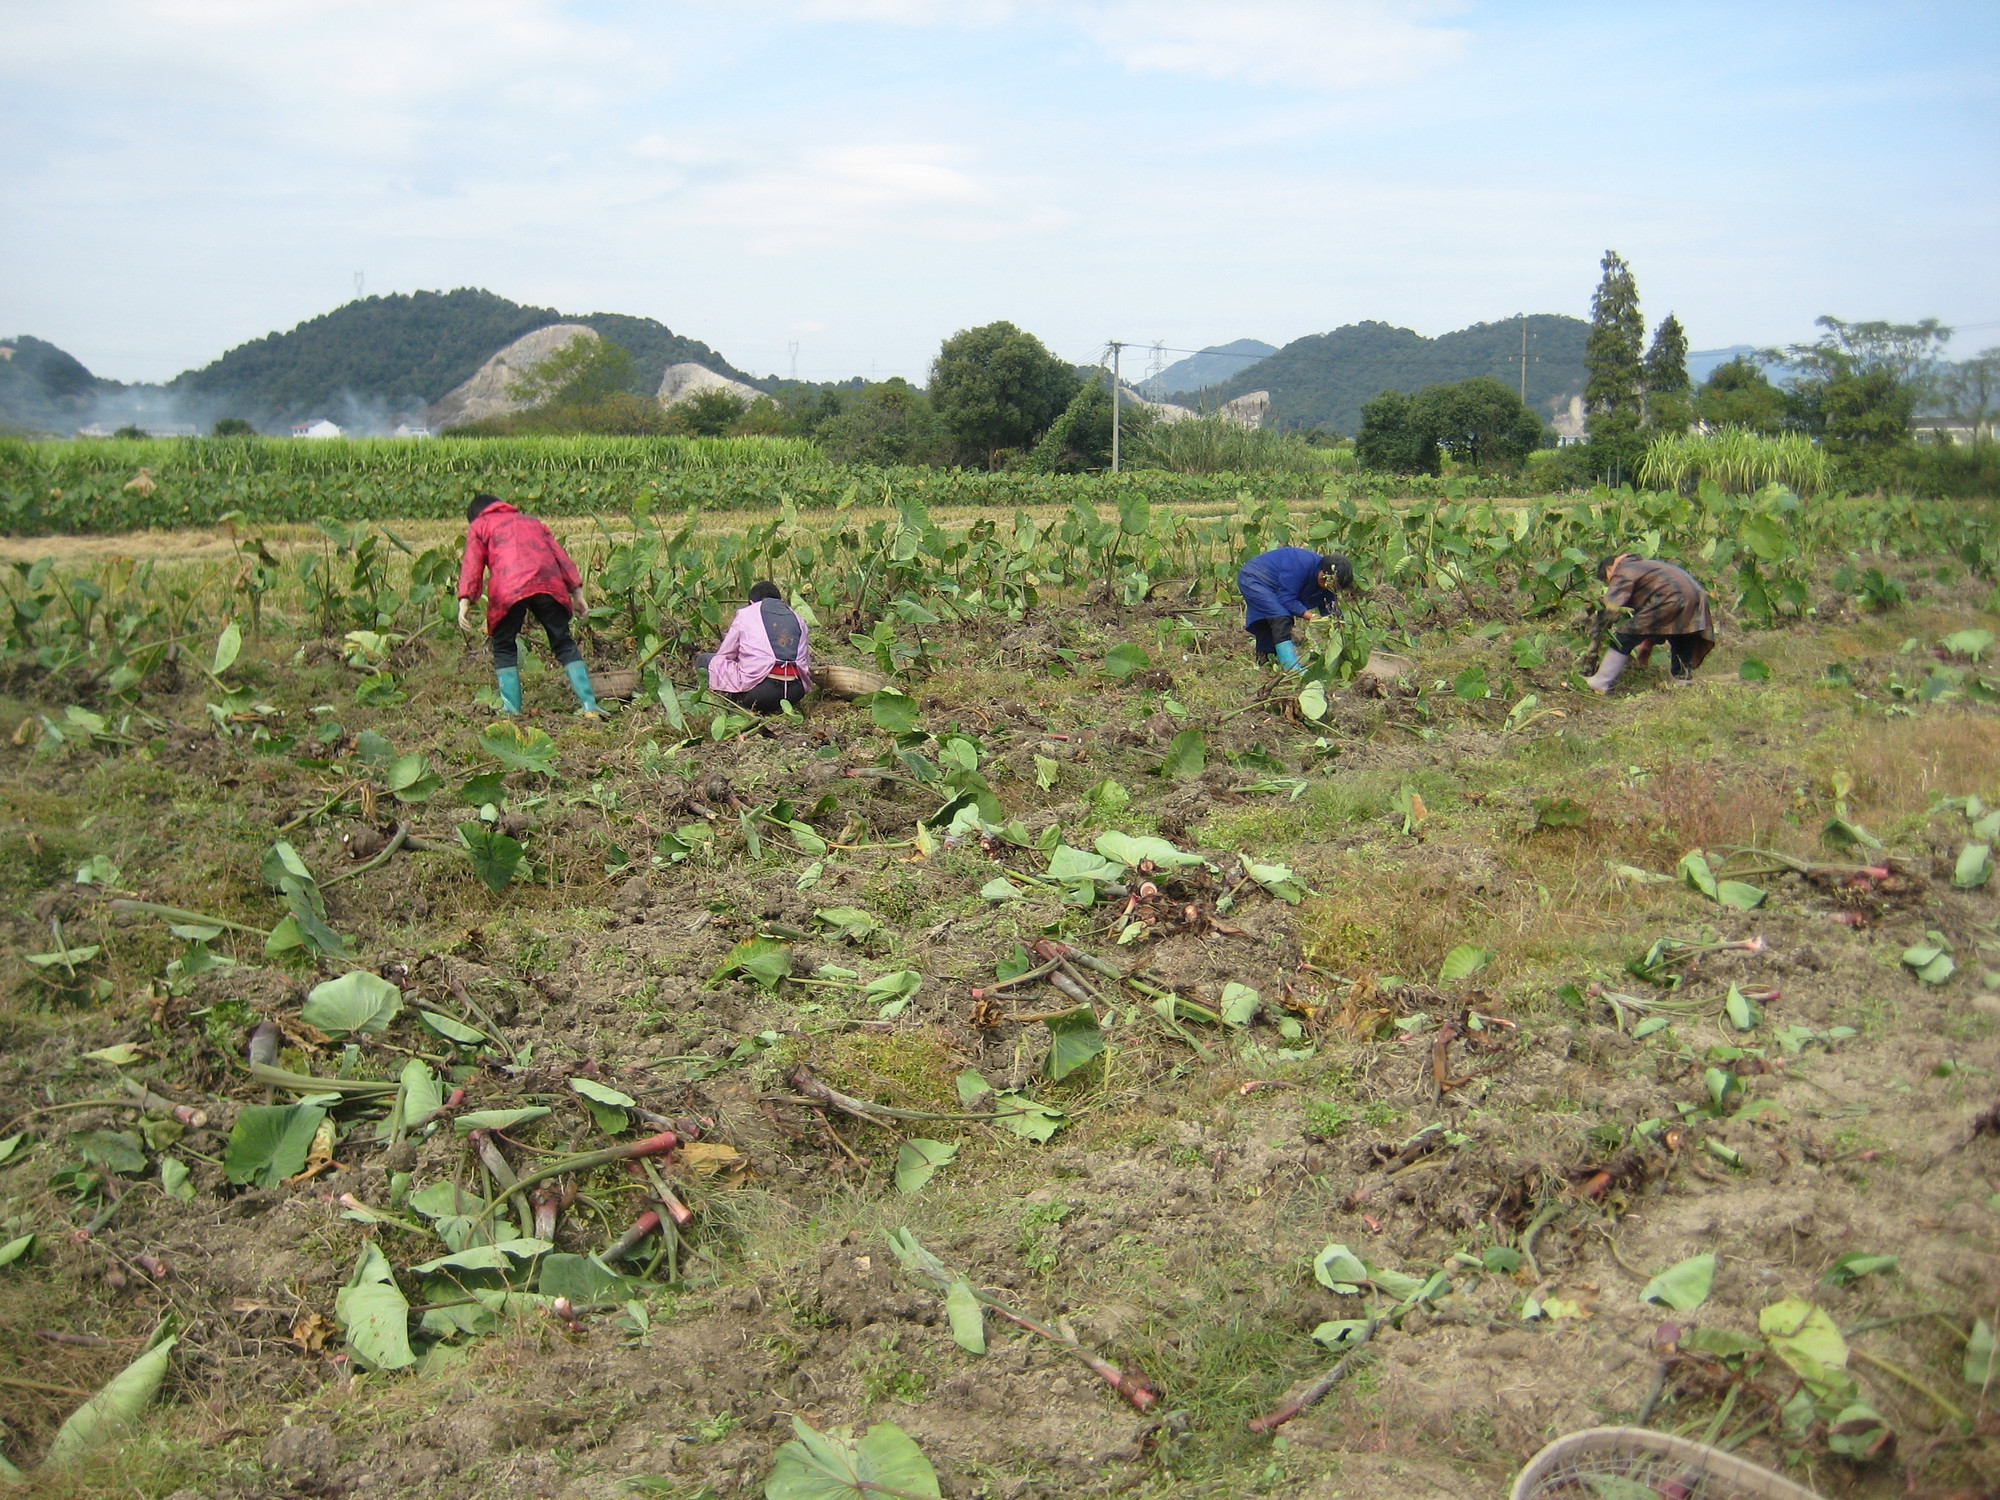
<box><xmin>694</xmin><ymin>653</ymin><xmax>808</xmax><ymax>715</ymax></box>
<box><xmin>1248</xmin><ymin>615</ymin><xmax>1295</xmax><ymax>660</ymax></box>
<box><xmin>491</xmin><ymin>594</ymin><xmax>580</xmax><ymax>671</ymax></box>
<box><xmin>1612</xmin><ymin>629</ymin><xmax>1709</xmax><ymax>680</ymax></box>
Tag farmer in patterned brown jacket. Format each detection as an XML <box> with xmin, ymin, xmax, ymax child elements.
<box><xmin>1584</xmin><ymin>554</ymin><xmax>1715</xmax><ymax>694</ymax></box>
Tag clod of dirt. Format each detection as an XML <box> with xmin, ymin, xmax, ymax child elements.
<box><xmin>263</xmin><ymin>1422</ymin><xmax>339</xmax><ymax>1477</ymax></box>
<box><xmin>814</xmin><ymin>1246</ymin><xmax>940</xmax><ymax>1328</ymax></box>
<box><xmin>698</xmin><ymin>772</ymin><xmax>742</xmax><ymax>809</ymax></box>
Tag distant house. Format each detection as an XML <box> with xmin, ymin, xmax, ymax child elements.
<box><xmin>292</xmin><ymin>419</ymin><xmax>343</xmax><ymax>439</ymax></box>
<box><xmin>1914</xmin><ymin>416</ymin><xmax>1992</xmax><ymax>446</ymax></box>
<box><xmin>390</xmin><ymin>420</ymin><xmax>433</xmax><ymax>439</ymax></box>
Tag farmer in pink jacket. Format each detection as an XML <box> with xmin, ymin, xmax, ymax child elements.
<box><xmin>455</xmin><ymin>493</ymin><xmax>600</xmax><ymax>716</ymax></box>
<box><xmin>697</xmin><ymin>581</ymin><xmax>812</xmax><ymax>713</ymax></box>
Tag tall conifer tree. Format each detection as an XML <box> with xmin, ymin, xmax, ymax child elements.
<box><xmin>1584</xmin><ymin>250</ymin><xmax>1645</xmax><ymax>479</ymax></box>
<box><xmin>1644</xmin><ymin>313</ymin><xmax>1692</xmax><ymax>433</ymax></box>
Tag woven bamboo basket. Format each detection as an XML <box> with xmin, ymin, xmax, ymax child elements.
<box><xmin>588</xmin><ymin>667</ymin><xmax>640</xmax><ymax>702</ymax></box>
<box><xmin>1511</xmin><ymin>1427</ymin><xmax>1822</xmax><ymax>1500</ymax></box>
<box><xmin>817</xmin><ymin>662</ymin><xmax>889</xmax><ymax>700</ymax></box>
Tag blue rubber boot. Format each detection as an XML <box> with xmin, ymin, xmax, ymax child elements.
<box><xmin>495</xmin><ymin>666</ymin><xmax>522</xmax><ymax>715</ymax></box>
<box><xmin>1273</xmin><ymin>640</ymin><xmax>1302</xmax><ymax>672</ymax></box>
<box><xmin>563</xmin><ymin>658</ymin><xmax>602</xmax><ymax>716</ymax></box>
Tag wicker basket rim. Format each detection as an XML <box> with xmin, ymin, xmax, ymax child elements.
<box><xmin>1510</xmin><ymin>1426</ymin><xmax>1822</xmax><ymax>1500</ymax></box>
<box><xmin>814</xmin><ymin>662</ymin><xmax>888</xmax><ymax>700</ymax></box>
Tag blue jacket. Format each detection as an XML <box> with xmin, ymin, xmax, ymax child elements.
<box><xmin>1237</xmin><ymin>547</ymin><xmax>1333</xmax><ymax>631</ymax></box>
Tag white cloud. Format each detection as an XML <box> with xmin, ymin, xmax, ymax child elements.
<box><xmin>1</xmin><ymin>0</ymin><xmax>671</xmax><ymax>159</ymax></box>
<box><xmin>778</xmin><ymin>0</ymin><xmax>1016</xmax><ymax>22</ymax></box>
<box><xmin>1083</xmin><ymin>0</ymin><xmax>1469</xmax><ymax>91</ymax></box>
<box><xmin>763</xmin><ymin>0</ymin><xmax>1469</xmax><ymax>89</ymax></box>
<box><xmin>628</xmin><ymin>136</ymin><xmax>704</xmax><ymax>164</ymax></box>
<box><xmin>681</xmin><ymin>143</ymin><xmax>1041</xmax><ymax>254</ymax></box>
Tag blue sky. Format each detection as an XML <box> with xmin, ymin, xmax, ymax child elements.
<box><xmin>2</xmin><ymin>0</ymin><xmax>1994</xmax><ymax>384</ymax></box>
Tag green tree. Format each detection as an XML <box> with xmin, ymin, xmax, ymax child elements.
<box><xmin>729</xmin><ymin>395</ymin><xmax>793</xmax><ymax>437</ymax></box>
<box><xmin>1583</xmin><ymin>250</ymin><xmax>1646</xmax><ymax>479</ymax></box>
<box><xmin>1355</xmin><ymin>388</ymin><xmax>1438</xmax><ymax>474</ymax></box>
<box><xmin>1025</xmin><ymin>377</ymin><xmax>1152</xmax><ymax>473</ymax></box>
<box><xmin>1411</xmin><ymin>377</ymin><xmax>1544</xmax><ymax>468</ymax></box>
<box><xmin>211</xmin><ymin>417</ymin><xmax>255</xmax><ymax>437</ymax></box>
<box><xmin>1940</xmin><ymin>347</ymin><xmax>2000</xmax><ymax>440</ymax></box>
<box><xmin>817</xmin><ymin>379</ymin><xmax>946</xmax><ymax>465</ymax></box>
<box><xmin>780</xmin><ymin>384</ymin><xmax>854</xmax><ymax>438</ymax></box>
<box><xmin>1643</xmin><ymin>314</ymin><xmax>1691</xmax><ymax>432</ymax></box>
<box><xmin>677</xmin><ymin>387</ymin><xmax>749</xmax><ymax>437</ymax></box>
<box><xmin>1777</xmin><ymin>316</ymin><xmax>1952</xmax><ymax>452</ymax></box>
<box><xmin>1694</xmin><ymin>358</ymin><xmax>1788</xmax><ymax>434</ymax></box>
<box><xmin>507</xmin><ymin>333</ymin><xmax>636</xmax><ymax>408</ymax></box>
<box><xmin>928</xmin><ymin>321</ymin><xmax>1080</xmax><ymax>468</ymax></box>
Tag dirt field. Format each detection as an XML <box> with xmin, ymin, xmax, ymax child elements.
<box><xmin>2</xmin><ymin>533</ymin><xmax>1997</xmax><ymax>1500</ymax></box>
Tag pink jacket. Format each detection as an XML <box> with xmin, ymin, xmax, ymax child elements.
<box><xmin>707</xmin><ymin>599</ymin><xmax>812</xmax><ymax>695</ymax></box>
<box><xmin>457</xmin><ymin>502</ymin><xmax>583</xmax><ymax>633</ymax></box>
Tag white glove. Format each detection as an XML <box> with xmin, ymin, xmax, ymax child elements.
<box><xmin>457</xmin><ymin>598</ymin><xmax>473</xmax><ymax>633</ymax></box>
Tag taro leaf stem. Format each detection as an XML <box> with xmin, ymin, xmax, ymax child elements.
<box><xmin>108</xmin><ymin>899</ymin><xmax>269</xmax><ymax>937</ymax></box>
<box><xmin>1518</xmin><ymin>1201</ymin><xmax>1564</xmax><ymax>1283</ymax></box>
<box><xmin>248</xmin><ymin>1063</ymin><xmax>396</xmax><ymax>1096</ymax></box>
<box><xmin>1849</xmin><ymin>1346</ymin><xmax>1970</xmax><ymax>1430</ymax></box>
<box><xmin>468</xmin><ymin>1131</ymin><xmax>682</xmax><ymax>1234</ymax></box>
<box><xmin>1247</xmin><ymin>1314</ymin><xmax>1381</xmax><ymax>1433</ymax></box>
<box><xmin>975</xmin><ymin>1294</ymin><xmax>1159</xmax><ymax>1412</ymax></box>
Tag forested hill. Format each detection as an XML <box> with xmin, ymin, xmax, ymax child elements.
<box><xmin>169</xmin><ymin>289</ymin><xmax>753</xmax><ymax>422</ymax></box>
<box><xmin>0</xmin><ymin>335</ymin><xmax>121</xmax><ymax>433</ymax></box>
<box><xmin>1177</xmin><ymin>315</ymin><xmax>1588</xmax><ymax>434</ymax></box>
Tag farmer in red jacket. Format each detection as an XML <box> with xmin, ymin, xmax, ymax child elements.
<box><xmin>455</xmin><ymin>493</ymin><xmax>600</xmax><ymax>716</ymax></box>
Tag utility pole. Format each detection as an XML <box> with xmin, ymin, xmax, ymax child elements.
<box><xmin>788</xmin><ymin>341</ymin><xmax>800</xmax><ymax>382</ymax></box>
<box><xmin>1108</xmin><ymin>341</ymin><xmax>1124</xmax><ymax>473</ymax></box>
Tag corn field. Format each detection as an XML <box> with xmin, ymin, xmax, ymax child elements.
<box><xmin>1639</xmin><ymin>427</ymin><xmax>1832</xmax><ymax>497</ymax></box>
<box><xmin>3</xmin><ymin>437</ymin><xmax>1536</xmax><ymax>534</ymax></box>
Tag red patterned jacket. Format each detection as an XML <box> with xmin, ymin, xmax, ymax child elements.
<box><xmin>456</xmin><ymin>502</ymin><xmax>582</xmax><ymax>633</ymax></box>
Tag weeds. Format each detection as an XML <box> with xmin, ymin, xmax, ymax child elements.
<box><xmin>1016</xmin><ymin>1202</ymin><xmax>1072</xmax><ymax>1276</ymax></box>
<box><xmin>854</xmin><ymin>1333</ymin><xmax>926</xmax><ymax>1406</ymax></box>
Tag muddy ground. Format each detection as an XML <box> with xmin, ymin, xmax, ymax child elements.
<box><xmin>2</xmin><ymin>548</ymin><xmax>1998</xmax><ymax>1500</ymax></box>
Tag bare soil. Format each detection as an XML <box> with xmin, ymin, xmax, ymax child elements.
<box><xmin>2</xmin><ymin>553</ymin><xmax>1997</xmax><ymax>1500</ymax></box>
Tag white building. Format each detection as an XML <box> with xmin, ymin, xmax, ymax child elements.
<box><xmin>292</xmin><ymin>419</ymin><xmax>343</xmax><ymax>439</ymax></box>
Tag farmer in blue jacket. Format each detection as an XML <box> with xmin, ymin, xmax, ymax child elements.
<box><xmin>1237</xmin><ymin>548</ymin><xmax>1354</xmax><ymax>669</ymax></box>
